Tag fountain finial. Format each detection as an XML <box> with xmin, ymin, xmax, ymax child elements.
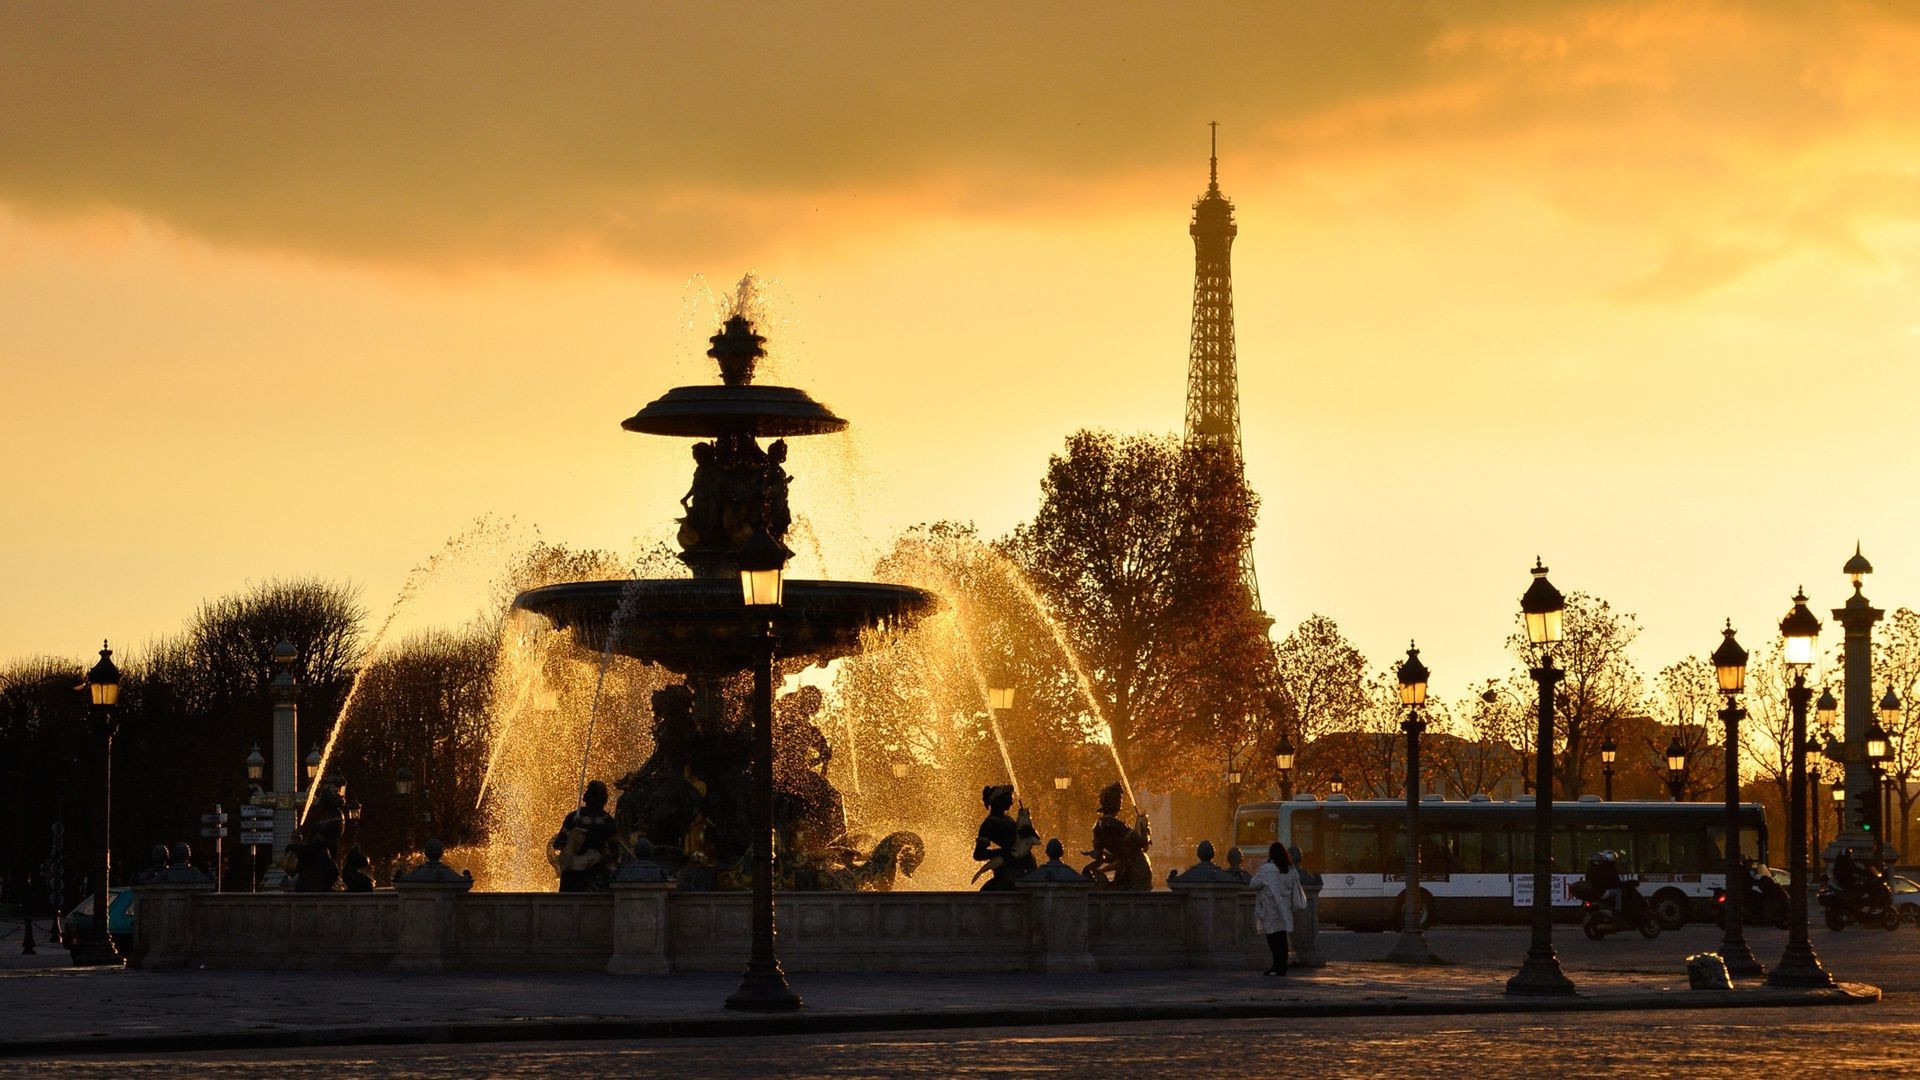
<box><xmin>708</xmin><ymin>315</ymin><xmax>767</xmax><ymax>387</ymax></box>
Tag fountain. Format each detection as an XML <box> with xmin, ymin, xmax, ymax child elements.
<box><xmin>513</xmin><ymin>312</ymin><xmax>939</xmax><ymax>890</ymax></box>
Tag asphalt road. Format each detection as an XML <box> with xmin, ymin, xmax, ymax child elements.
<box><xmin>10</xmin><ymin>924</ymin><xmax>1915</xmax><ymax>1078</ymax></box>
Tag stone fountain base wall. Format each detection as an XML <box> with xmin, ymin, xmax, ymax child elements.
<box><xmin>134</xmin><ymin>881</ymin><xmax>1265</xmax><ymax>975</ymax></box>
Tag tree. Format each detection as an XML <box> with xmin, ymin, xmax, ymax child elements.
<box><xmin>1875</xmin><ymin>608</ymin><xmax>1920</xmax><ymax>861</ymax></box>
<box><xmin>1266</xmin><ymin>615</ymin><xmax>1371</xmax><ymax>793</ymax></box>
<box><xmin>1505</xmin><ymin>591</ymin><xmax>1643</xmax><ymax>798</ymax></box>
<box><xmin>1647</xmin><ymin>658</ymin><xmax>1723</xmax><ymax>801</ymax></box>
<box><xmin>1005</xmin><ymin>431</ymin><xmax>1270</xmax><ymax>789</ymax></box>
<box><xmin>1431</xmin><ymin>694</ymin><xmax>1522</xmax><ymax>799</ymax></box>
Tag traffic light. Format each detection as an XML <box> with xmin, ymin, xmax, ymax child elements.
<box><xmin>1852</xmin><ymin>791</ymin><xmax>1879</xmax><ymax>835</ymax></box>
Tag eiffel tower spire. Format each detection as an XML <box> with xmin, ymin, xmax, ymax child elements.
<box><xmin>1184</xmin><ymin>123</ymin><xmax>1265</xmax><ymax>619</ymax></box>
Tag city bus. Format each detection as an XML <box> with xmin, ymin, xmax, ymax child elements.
<box><xmin>1230</xmin><ymin>794</ymin><xmax>1769</xmax><ymax>931</ymax></box>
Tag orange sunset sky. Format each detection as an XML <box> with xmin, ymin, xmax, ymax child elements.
<box><xmin>3</xmin><ymin>2</ymin><xmax>1919</xmax><ymax>698</ymax></box>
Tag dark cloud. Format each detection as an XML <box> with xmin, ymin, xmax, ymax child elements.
<box><xmin>0</xmin><ymin>1</ymin><xmax>1910</xmax><ymax>276</ymax></box>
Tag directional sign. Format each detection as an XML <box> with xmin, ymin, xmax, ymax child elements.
<box><xmin>240</xmin><ymin>830</ymin><xmax>274</xmax><ymax>846</ymax></box>
<box><xmin>201</xmin><ymin>812</ymin><xmax>228</xmax><ymax>824</ymax></box>
<box><xmin>239</xmin><ymin>805</ymin><xmax>273</xmax><ymax>821</ymax></box>
<box><xmin>199</xmin><ymin>825</ymin><xmax>228</xmax><ymax>838</ymax></box>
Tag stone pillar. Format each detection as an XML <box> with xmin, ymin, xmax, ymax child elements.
<box><xmin>1833</xmin><ymin>557</ymin><xmax>1882</xmax><ymax>855</ymax></box>
<box><xmin>393</xmin><ymin>841</ymin><xmax>473</xmax><ymax>972</ymax></box>
<box><xmin>1292</xmin><ymin>877</ymin><xmax>1326</xmax><ymax>968</ymax></box>
<box><xmin>1168</xmin><ymin>880</ymin><xmax>1248</xmax><ymax>969</ymax></box>
<box><xmin>265</xmin><ymin>640</ymin><xmax>299</xmax><ymax>889</ymax></box>
<box><xmin>130</xmin><ymin>880</ymin><xmax>214</xmax><ymax>969</ymax></box>
<box><xmin>607</xmin><ymin>854</ymin><xmax>674</xmax><ymax>975</ymax></box>
<box><xmin>1020</xmin><ymin>842</ymin><xmax>1096</xmax><ymax>973</ymax></box>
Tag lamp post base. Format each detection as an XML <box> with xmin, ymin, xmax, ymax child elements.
<box><xmin>1385</xmin><ymin>928</ymin><xmax>1442</xmax><ymax>964</ymax></box>
<box><xmin>1764</xmin><ymin>944</ymin><xmax>1834</xmax><ymax>989</ymax></box>
<box><xmin>1505</xmin><ymin>947</ymin><xmax>1575</xmax><ymax>996</ymax></box>
<box><xmin>1718</xmin><ymin>935</ymin><xmax>1765</xmax><ymax>977</ymax></box>
<box><xmin>725</xmin><ymin>959</ymin><xmax>803</xmax><ymax>1012</ymax></box>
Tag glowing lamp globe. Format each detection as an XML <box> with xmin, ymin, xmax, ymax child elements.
<box><xmin>738</xmin><ymin>530</ymin><xmax>788</xmax><ymax>609</ymax></box>
<box><xmin>1520</xmin><ymin>559</ymin><xmax>1565</xmax><ymax>646</ymax></box>
<box><xmin>85</xmin><ymin>641</ymin><xmax>120</xmax><ymax>708</ymax></box>
<box><xmin>1778</xmin><ymin>588</ymin><xmax>1821</xmax><ymax>673</ymax></box>
<box><xmin>1711</xmin><ymin>622</ymin><xmax>1747</xmax><ymax>694</ymax></box>
<box><xmin>1396</xmin><ymin>643</ymin><xmax>1429</xmax><ymax>707</ymax></box>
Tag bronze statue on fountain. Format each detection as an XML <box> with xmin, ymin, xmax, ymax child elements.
<box><xmin>1084</xmin><ymin>781</ymin><xmax>1153</xmax><ymax>890</ymax></box>
<box><xmin>516</xmin><ymin>312</ymin><xmax>938</xmax><ymax>892</ymax></box>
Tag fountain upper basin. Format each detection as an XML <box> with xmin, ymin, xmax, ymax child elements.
<box><xmin>513</xmin><ymin>578</ymin><xmax>940</xmax><ymax>674</ymax></box>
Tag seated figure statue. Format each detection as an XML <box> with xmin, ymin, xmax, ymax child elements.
<box><xmin>1083</xmin><ymin>781</ymin><xmax>1153</xmax><ymax>890</ymax></box>
<box><xmin>549</xmin><ymin>780</ymin><xmax>621</xmax><ymax>892</ymax></box>
<box><xmin>971</xmin><ymin>784</ymin><xmax>1037</xmax><ymax>891</ymax></box>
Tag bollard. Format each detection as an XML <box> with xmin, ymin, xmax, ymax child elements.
<box><xmin>1292</xmin><ymin>879</ymin><xmax>1326</xmax><ymax>968</ymax></box>
<box><xmin>20</xmin><ymin>915</ymin><xmax>35</xmax><ymax>956</ymax></box>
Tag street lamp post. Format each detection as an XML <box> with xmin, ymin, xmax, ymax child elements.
<box><xmin>1600</xmin><ymin>736</ymin><xmax>1617</xmax><ymax>801</ymax></box>
<box><xmin>1507</xmin><ymin>559</ymin><xmax>1573</xmax><ymax>996</ymax></box>
<box><xmin>1388</xmin><ymin>643</ymin><xmax>1439</xmax><ymax>964</ymax></box>
<box><xmin>1273</xmin><ymin>737</ymin><xmax>1295</xmax><ymax>801</ymax></box>
<box><xmin>1806</xmin><ymin>733</ymin><xmax>1826</xmax><ymax>871</ymax></box>
<box><xmin>72</xmin><ymin>642</ymin><xmax>123</xmax><ymax>967</ymax></box>
<box><xmin>1328</xmin><ymin>771</ymin><xmax>1345</xmax><ymax>798</ymax></box>
<box><xmin>394</xmin><ymin>766</ymin><xmax>416</xmax><ymax>857</ymax></box>
<box><xmin>727</xmin><ymin>531</ymin><xmax>801</xmax><ymax>1012</ymax></box>
<box><xmin>1665</xmin><ymin>736</ymin><xmax>1688</xmax><ymax>802</ymax></box>
<box><xmin>1053</xmin><ymin>769</ymin><xmax>1071</xmax><ymax>845</ymax></box>
<box><xmin>1225</xmin><ymin>759</ymin><xmax>1242</xmax><ymax>838</ymax></box>
<box><xmin>1817</xmin><ymin>688</ymin><xmax>1839</xmax><ymax>841</ymax></box>
<box><xmin>1766</xmin><ymin>589</ymin><xmax>1835</xmax><ymax>988</ymax></box>
<box><xmin>1869</xmin><ymin>691</ymin><xmax>1895</xmax><ymax>865</ymax></box>
<box><xmin>1712</xmin><ymin>622</ymin><xmax>1763</xmax><ymax>976</ymax></box>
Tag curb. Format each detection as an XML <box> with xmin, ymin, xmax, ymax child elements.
<box><xmin>0</xmin><ymin>982</ymin><xmax>1879</xmax><ymax>1059</ymax></box>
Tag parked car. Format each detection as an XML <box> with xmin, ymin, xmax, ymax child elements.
<box><xmin>62</xmin><ymin>888</ymin><xmax>136</xmax><ymax>940</ymax></box>
<box><xmin>1891</xmin><ymin>875</ymin><xmax>1920</xmax><ymax>925</ymax></box>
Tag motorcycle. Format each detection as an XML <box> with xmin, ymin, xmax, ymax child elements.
<box><xmin>1574</xmin><ymin>879</ymin><xmax>1661</xmax><ymax>940</ymax></box>
<box><xmin>1818</xmin><ymin>878</ymin><xmax>1899</xmax><ymax>932</ymax></box>
<box><xmin>1714</xmin><ymin>863</ymin><xmax>1790</xmax><ymax>931</ymax></box>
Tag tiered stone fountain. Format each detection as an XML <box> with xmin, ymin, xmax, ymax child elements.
<box><xmin>514</xmin><ymin>314</ymin><xmax>939</xmax><ymax>889</ymax></box>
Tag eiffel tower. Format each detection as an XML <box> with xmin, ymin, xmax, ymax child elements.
<box><xmin>1184</xmin><ymin>122</ymin><xmax>1266</xmax><ymax>622</ymax></box>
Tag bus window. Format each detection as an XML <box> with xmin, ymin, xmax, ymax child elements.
<box><xmin>1671</xmin><ymin>829</ymin><xmax>1713</xmax><ymax>873</ymax></box>
<box><xmin>1235</xmin><ymin>812</ymin><xmax>1277</xmax><ymax>848</ymax></box>
<box><xmin>1327</xmin><ymin>822</ymin><xmax>1383</xmax><ymax>873</ymax></box>
<box><xmin>1289</xmin><ymin>816</ymin><xmax>1319</xmax><ymax>868</ymax></box>
<box><xmin>1455</xmin><ymin>830</ymin><xmax>1508</xmax><ymax>874</ymax></box>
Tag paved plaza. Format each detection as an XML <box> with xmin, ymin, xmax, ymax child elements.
<box><xmin>0</xmin><ymin>922</ymin><xmax>1898</xmax><ymax>1073</ymax></box>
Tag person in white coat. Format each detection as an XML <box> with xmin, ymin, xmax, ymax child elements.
<box><xmin>1250</xmin><ymin>841</ymin><xmax>1306</xmax><ymax>975</ymax></box>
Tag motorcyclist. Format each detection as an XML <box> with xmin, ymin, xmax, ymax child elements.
<box><xmin>1587</xmin><ymin>849</ymin><xmax>1624</xmax><ymax>913</ymax></box>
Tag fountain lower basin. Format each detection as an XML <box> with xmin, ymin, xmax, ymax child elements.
<box><xmin>514</xmin><ymin>578</ymin><xmax>939</xmax><ymax>674</ymax></box>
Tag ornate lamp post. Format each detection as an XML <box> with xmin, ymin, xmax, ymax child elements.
<box><xmin>726</xmin><ymin>530</ymin><xmax>801</xmax><ymax>1013</ymax></box>
<box><xmin>245</xmin><ymin>745</ymin><xmax>265</xmax><ymax>788</ymax></box>
<box><xmin>1806</xmin><ymin>733</ymin><xmax>1827</xmax><ymax>870</ymax></box>
<box><xmin>1665</xmin><ymin>736</ymin><xmax>1689</xmax><ymax>802</ymax></box>
<box><xmin>1766</xmin><ymin>589</ymin><xmax>1834</xmax><ymax>988</ymax></box>
<box><xmin>394</xmin><ymin>766</ymin><xmax>416</xmax><ymax>857</ymax></box>
<box><xmin>1869</xmin><ymin>692</ymin><xmax>1894</xmax><ymax>864</ymax></box>
<box><xmin>304</xmin><ymin>744</ymin><xmax>322</xmax><ymax>784</ymax></box>
<box><xmin>1388</xmin><ymin>643</ymin><xmax>1439</xmax><ymax>963</ymax></box>
<box><xmin>72</xmin><ymin>642</ymin><xmax>124</xmax><ymax>967</ymax></box>
<box><xmin>1053</xmin><ymin>768</ymin><xmax>1071</xmax><ymax>842</ymax></box>
<box><xmin>1600</xmin><ymin>735</ymin><xmax>1617</xmax><ymax>801</ymax></box>
<box><xmin>1328</xmin><ymin>771</ymin><xmax>1345</xmax><ymax>798</ymax></box>
<box><xmin>1273</xmin><ymin>737</ymin><xmax>1296</xmax><ymax>800</ymax></box>
<box><xmin>1711</xmin><ymin>623</ymin><xmax>1763</xmax><ymax>975</ymax></box>
<box><xmin>1507</xmin><ymin>558</ymin><xmax>1573</xmax><ymax>996</ymax></box>
<box><xmin>1820</xmin><ymin>687</ymin><xmax>1835</xmax><ymax>834</ymax></box>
